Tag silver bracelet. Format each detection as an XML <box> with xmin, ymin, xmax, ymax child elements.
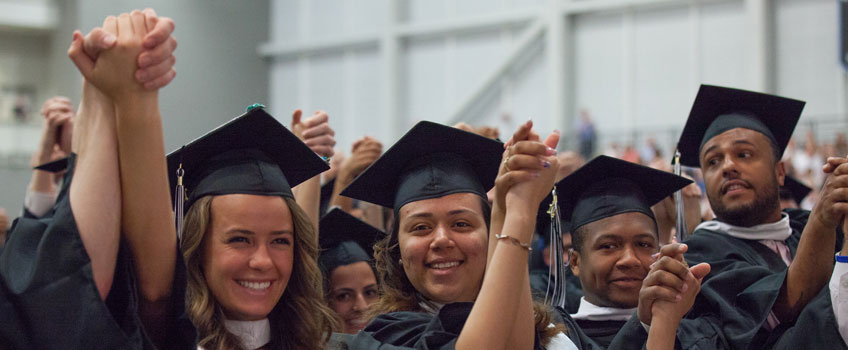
<box><xmin>495</xmin><ymin>234</ymin><xmax>532</xmax><ymax>251</ymax></box>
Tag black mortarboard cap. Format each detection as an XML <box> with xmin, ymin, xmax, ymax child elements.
<box><xmin>780</xmin><ymin>175</ymin><xmax>812</xmax><ymax>206</ymax></box>
<box><xmin>340</xmin><ymin>121</ymin><xmax>503</xmax><ymax>209</ymax></box>
<box><xmin>560</xmin><ymin>156</ymin><xmax>693</xmax><ymax>232</ymax></box>
<box><xmin>318</xmin><ymin>208</ymin><xmax>385</xmax><ymax>273</ymax></box>
<box><xmin>676</xmin><ymin>85</ymin><xmax>805</xmax><ymax>167</ymax></box>
<box><xmin>166</xmin><ymin>107</ymin><xmax>329</xmax><ymax>211</ymax></box>
<box><xmin>33</xmin><ymin>157</ymin><xmax>69</xmax><ymax>173</ymax></box>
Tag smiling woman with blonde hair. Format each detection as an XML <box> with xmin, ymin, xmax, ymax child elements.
<box><xmin>169</xmin><ymin>109</ymin><xmax>337</xmax><ymax>350</ymax></box>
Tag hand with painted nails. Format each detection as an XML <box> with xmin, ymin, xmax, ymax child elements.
<box><xmin>638</xmin><ymin>243</ymin><xmax>710</xmax><ymax>326</ymax></box>
<box><xmin>493</xmin><ymin>120</ymin><xmax>559</xmax><ymax>215</ymax></box>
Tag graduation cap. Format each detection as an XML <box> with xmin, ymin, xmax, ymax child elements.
<box><xmin>33</xmin><ymin>157</ymin><xmax>69</xmax><ymax>173</ymax></box>
<box><xmin>780</xmin><ymin>175</ymin><xmax>812</xmax><ymax>206</ymax></box>
<box><xmin>318</xmin><ymin>208</ymin><xmax>385</xmax><ymax>274</ymax></box>
<box><xmin>166</xmin><ymin>107</ymin><xmax>329</xmax><ymax>237</ymax></box>
<box><xmin>676</xmin><ymin>85</ymin><xmax>805</xmax><ymax>167</ymax></box>
<box><xmin>559</xmin><ymin>155</ymin><xmax>692</xmax><ymax>233</ymax></box>
<box><xmin>340</xmin><ymin>121</ymin><xmax>503</xmax><ymax>209</ymax></box>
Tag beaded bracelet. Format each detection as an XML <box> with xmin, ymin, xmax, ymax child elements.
<box><xmin>495</xmin><ymin>234</ymin><xmax>532</xmax><ymax>251</ymax></box>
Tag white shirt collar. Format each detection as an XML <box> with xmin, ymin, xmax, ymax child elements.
<box><xmin>571</xmin><ymin>297</ymin><xmax>635</xmax><ymax>321</ymax></box>
<box><xmin>223</xmin><ymin>318</ymin><xmax>271</xmax><ymax>350</ymax></box>
<box><xmin>695</xmin><ymin>213</ymin><xmax>791</xmax><ymax>241</ymax></box>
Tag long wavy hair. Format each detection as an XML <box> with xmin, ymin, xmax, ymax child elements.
<box><xmin>181</xmin><ymin>195</ymin><xmax>339</xmax><ymax>350</ymax></box>
<box><xmin>366</xmin><ymin>196</ymin><xmax>564</xmax><ymax>344</ymax></box>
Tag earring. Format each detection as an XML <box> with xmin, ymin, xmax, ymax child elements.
<box><xmin>398</xmin><ymin>259</ymin><xmax>403</xmax><ymax>265</ymax></box>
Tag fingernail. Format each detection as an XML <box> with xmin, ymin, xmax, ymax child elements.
<box><xmin>533</xmin><ymin>172</ymin><xmax>540</xmax><ymax>178</ymax></box>
<box><xmin>553</xmin><ymin>129</ymin><xmax>561</xmax><ymax>135</ymax></box>
<box><xmin>651</xmin><ymin>252</ymin><xmax>660</xmax><ymax>259</ymax></box>
<box><xmin>676</xmin><ymin>294</ymin><xmax>682</xmax><ymax>301</ymax></box>
<box><xmin>681</xmin><ymin>283</ymin><xmax>688</xmax><ymax>292</ymax></box>
<box><xmin>136</xmin><ymin>70</ymin><xmax>147</xmax><ymax>81</ymax></box>
<box><xmin>542</xmin><ymin>160</ymin><xmax>550</xmax><ymax>168</ymax></box>
<box><xmin>103</xmin><ymin>34</ymin><xmax>116</xmax><ymax>46</ymax></box>
<box><xmin>139</xmin><ymin>56</ymin><xmax>150</xmax><ymax>67</ymax></box>
<box><xmin>649</xmin><ymin>262</ymin><xmax>657</xmax><ymax>269</ymax></box>
<box><xmin>546</xmin><ymin>147</ymin><xmax>557</xmax><ymax>156</ymax></box>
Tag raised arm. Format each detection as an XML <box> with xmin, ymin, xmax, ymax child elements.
<box><xmin>330</xmin><ymin>136</ymin><xmax>383</xmax><ymax>213</ymax></box>
<box><xmin>291</xmin><ymin>109</ymin><xmax>336</xmax><ymax>233</ymax></box>
<box><xmin>70</xmin><ymin>11</ymin><xmax>179</xmax><ymax>341</ymax></box>
<box><xmin>66</xmin><ymin>33</ymin><xmax>122</xmax><ymax>300</ymax></box>
<box><xmin>458</xmin><ymin>121</ymin><xmax>559</xmax><ymax>350</ymax></box>
<box><xmin>775</xmin><ymin>156</ymin><xmax>848</xmax><ymax>321</ymax></box>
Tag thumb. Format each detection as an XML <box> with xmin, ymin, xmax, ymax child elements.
<box><xmin>543</xmin><ymin>129</ymin><xmax>561</xmax><ymax>150</ymax></box>
<box><xmin>690</xmin><ymin>263</ymin><xmax>711</xmax><ymax>281</ymax></box>
<box><xmin>67</xmin><ymin>31</ymin><xmax>95</xmax><ymax>78</ymax></box>
<box><xmin>291</xmin><ymin>109</ymin><xmax>302</xmax><ymax>128</ymax></box>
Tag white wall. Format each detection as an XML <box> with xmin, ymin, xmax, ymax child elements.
<box><xmin>266</xmin><ymin>0</ymin><xmax>847</xmax><ymax>155</ymax></box>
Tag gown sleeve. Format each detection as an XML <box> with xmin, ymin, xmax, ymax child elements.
<box><xmin>349</xmin><ymin>302</ymin><xmax>549</xmax><ymax>350</ymax></box>
<box><xmin>0</xmin><ymin>153</ymin><xmax>196</xmax><ymax>350</ymax></box>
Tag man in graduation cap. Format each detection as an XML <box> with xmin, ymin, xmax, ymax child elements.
<box><xmin>647</xmin><ymin>84</ymin><xmax>848</xmax><ymax>348</ymax></box>
<box><xmin>539</xmin><ymin>155</ymin><xmax>696</xmax><ymax>349</ymax></box>
<box><xmin>318</xmin><ymin>208</ymin><xmax>385</xmax><ymax>334</ymax></box>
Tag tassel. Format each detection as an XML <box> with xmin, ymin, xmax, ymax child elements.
<box><xmin>673</xmin><ymin>150</ymin><xmax>688</xmax><ymax>243</ymax></box>
<box><xmin>174</xmin><ymin>163</ymin><xmax>186</xmax><ymax>241</ymax></box>
<box><xmin>544</xmin><ymin>186</ymin><xmax>567</xmax><ymax>309</ymax></box>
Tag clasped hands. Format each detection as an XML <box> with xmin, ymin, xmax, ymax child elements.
<box><xmin>68</xmin><ymin>9</ymin><xmax>177</xmax><ymax>97</ymax></box>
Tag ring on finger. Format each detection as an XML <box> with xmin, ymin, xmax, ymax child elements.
<box><xmin>503</xmin><ymin>156</ymin><xmax>511</xmax><ymax>172</ymax></box>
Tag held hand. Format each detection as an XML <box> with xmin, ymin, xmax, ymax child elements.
<box><xmin>492</xmin><ymin>120</ymin><xmax>555</xmax><ymax>209</ymax></box>
<box><xmin>136</xmin><ymin>8</ymin><xmax>177</xmax><ymax>90</ymax></box>
<box><xmin>502</xmin><ymin>125</ymin><xmax>560</xmax><ymax>216</ymax></box>
<box><xmin>810</xmin><ymin>159</ymin><xmax>848</xmax><ymax>230</ymax></box>
<box><xmin>639</xmin><ymin>244</ymin><xmax>710</xmax><ymax>324</ymax></box>
<box><xmin>338</xmin><ymin>136</ymin><xmax>382</xmax><ymax>184</ymax></box>
<box><xmin>69</xmin><ymin>11</ymin><xmax>151</xmax><ymax>99</ymax></box>
<box><xmin>72</xmin><ymin>9</ymin><xmax>176</xmax><ymax>91</ymax></box>
<box><xmin>38</xmin><ymin>97</ymin><xmax>75</xmax><ymax>157</ymax></box>
<box><xmin>300</xmin><ymin>110</ymin><xmax>336</xmax><ymax>158</ymax></box>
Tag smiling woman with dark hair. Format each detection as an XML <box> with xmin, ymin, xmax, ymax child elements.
<box><xmin>342</xmin><ymin>120</ymin><xmax>571</xmax><ymax>349</ymax></box>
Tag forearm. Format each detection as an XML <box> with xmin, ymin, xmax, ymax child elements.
<box><xmin>113</xmin><ymin>93</ymin><xmax>176</xmax><ymax>304</ymax></box>
<box><xmin>488</xmin><ymin>201</ymin><xmax>535</xmax><ymax>347</ymax></box>
<box><xmin>293</xmin><ymin>174</ymin><xmax>321</xmax><ymax>238</ymax></box>
<box><xmin>69</xmin><ymin>81</ymin><xmax>121</xmax><ymax>300</ymax></box>
<box><xmin>646</xmin><ymin>315</ymin><xmax>678</xmax><ymax>350</ymax></box>
<box><xmin>776</xmin><ymin>218</ymin><xmax>836</xmax><ymax>321</ymax></box>
<box><xmin>329</xmin><ymin>174</ymin><xmax>355</xmax><ymax>212</ymax></box>
<box><xmin>456</xmin><ymin>209</ymin><xmax>534</xmax><ymax>350</ymax></box>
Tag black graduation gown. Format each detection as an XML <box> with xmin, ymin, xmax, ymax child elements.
<box><xmin>677</xmin><ymin>209</ymin><xmax>844</xmax><ymax>349</ymax></box>
<box><xmin>530</xmin><ymin>268</ymin><xmax>583</xmax><ymax>314</ymax></box>
<box><xmin>348</xmin><ymin>302</ymin><xmax>546</xmax><ymax>349</ymax></box>
<box><xmin>763</xmin><ymin>283</ymin><xmax>848</xmax><ymax>349</ymax></box>
<box><xmin>551</xmin><ymin>306</ymin><xmax>651</xmax><ymax>350</ymax></box>
<box><xmin>0</xmin><ymin>154</ymin><xmax>196</xmax><ymax>350</ymax></box>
